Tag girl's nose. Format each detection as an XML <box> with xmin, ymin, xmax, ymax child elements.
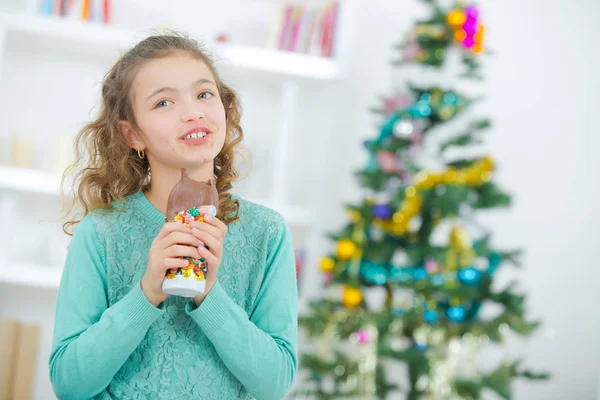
<box><xmin>179</xmin><ymin>97</ymin><xmax>206</xmax><ymax>122</ymax></box>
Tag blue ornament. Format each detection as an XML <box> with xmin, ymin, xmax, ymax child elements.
<box><xmin>360</xmin><ymin>261</ymin><xmax>388</xmax><ymax>285</ymax></box>
<box><xmin>408</xmin><ymin>100</ymin><xmax>432</xmax><ymax>118</ymax></box>
<box><xmin>458</xmin><ymin>267</ymin><xmax>481</xmax><ymax>285</ymax></box>
<box><xmin>420</xmin><ymin>93</ymin><xmax>432</xmax><ymax>102</ymax></box>
<box><xmin>413</xmin><ymin>267</ymin><xmax>427</xmax><ymax>281</ymax></box>
<box><xmin>447</xmin><ymin>306</ymin><xmax>466</xmax><ymax>322</ymax></box>
<box><xmin>373</xmin><ymin>204</ymin><xmax>393</xmax><ymax>219</ymax></box>
<box><xmin>424</xmin><ymin>309</ymin><xmax>437</xmax><ymax>323</ymax></box>
<box><xmin>415</xmin><ymin>342</ymin><xmax>427</xmax><ymax>351</ymax></box>
<box><xmin>430</xmin><ymin>274</ymin><xmax>444</xmax><ymax>286</ymax></box>
<box><xmin>443</xmin><ymin>92</ymin><xmax>458</xmax><ymax>105</ymax></box>
<box><xmin>390</xmin><ymin>267</ymin><xmax>411</xmax><ymax>282</ymax></box>
<box><xmin>488</xmin><ymin>252</ymin><xmax>502</xmax><ymax>275</ymax></box>
<box><xmin>393</xmin><ymin>308</ymin><xmax>405</xmax><ymax>317</ymax></box>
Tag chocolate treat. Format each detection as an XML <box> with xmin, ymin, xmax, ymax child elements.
<box><xmin>161</xmin><ymin>168</ymin><xmax>219</xmax><ymax>297</ymax></box>
<box><xmin>166</xmin><ymin>168</ymin><xmax>219</xmax><ymax>222</ymax></box>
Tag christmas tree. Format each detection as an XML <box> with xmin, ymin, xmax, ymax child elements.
<box><xmin>296</xmin><ymin>1</ymin><xmax>549</xmax><ymax>399</ymax></box>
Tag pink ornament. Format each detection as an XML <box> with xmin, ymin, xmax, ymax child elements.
<box><xmin>357</xmin><ymin>330</ymin><xmax>369</xmax><ymax>344</ymax></box>
<box><xmin>403</xmin><ymin>42</ymin><xmax>421</xmax><ymax>60</ymax></box>
<box><xmin>377</xmin><ymin>151</ymin><xmax>399</xmax><ymax>173</ymax></box>
<box><xmin>463</xmin><ymin>36</ymin><xmax>476</xmax><ymax>48</ymax></box>
<box><xmin>382</xmin><ymin>93</ymin><xmax>412</xmax><ymax>115</ymax></box>
<box><xmin>463</xmin><ymin>20</ymin><xmax>478</xmax><ymax>35</ymax></box>
<box><xmin>410</xmin><ymin>131</ymin><xmax>423</xmax><ymax>147</ymax></box>
<box><xmin>465</xmin><ymin>5</ymin><xmax>479</xmax><ymax>19</ymax></box>
<box><xmin>425</xmin><ymin>259</ymin><xmax>440</xmax><ymax>273</ymax></box>
<box><xmin>323</xmin><ymin>272</ymin><xmax>333</xmax><ymax>284</ymax></box>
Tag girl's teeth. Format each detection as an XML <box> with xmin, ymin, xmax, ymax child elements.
<box><xmin>184</xmin><ymin>132</ymin><xmax>207</xmax><ymax>139</ymax></box>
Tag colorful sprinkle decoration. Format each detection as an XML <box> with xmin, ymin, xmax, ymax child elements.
<box><xmin>165</xmin><ymin>205</ymin><xmax>217</xmax><ymax>281</ymax></box>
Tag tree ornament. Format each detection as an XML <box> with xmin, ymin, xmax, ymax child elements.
<box><xmin>337</xmin><ymin>239</ymin><xmax>358</xmax><ymax>261</ymax></box>
<box><xmin>342</xmin><ymin>285</ymin><xmax>363</xmax><ymax>308</ymax></box>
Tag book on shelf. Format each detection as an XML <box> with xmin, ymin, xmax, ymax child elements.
<box><xmin>0</xmin><ymin>320</ymin><xmax>40</xmax><ymax>400</ymax></box>
<box><xmin>40</xmin><ymin>0</ymin><xmax>111</xmax><ymax>24</ymax></box>
<box><xmin>267</xmin><ymin>1</ymin><xmax>339</xmax><ymax>57</ymax></box>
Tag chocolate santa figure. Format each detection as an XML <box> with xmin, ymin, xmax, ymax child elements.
<box><xmin>161</xmin><ymin>168</ymin><xmax>219</xmax><ymax>297</ymax></box>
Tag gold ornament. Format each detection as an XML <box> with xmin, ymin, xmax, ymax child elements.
<box><xmin>320</xmin><ymin>257</ymin><xmax>335</xmax><ymax>273</ymax></box>
<box><xmin>348</xmin><ymin>209</ymin><xmax>361</xmax><ymax>223</ymax></box>
<box><xmin>337</xmin><ymin>239</ymin><xmax>358</xmax><ymax>261</ymax></box>
<box><xmin>446</xmin><ymin>227</ymin><xmax>475</xmax><ymax>270</ymax></box>
<box><xmin>450</xmin><ymin>296</ymin><xmax>462</xmax><ymax>306</ymax></box>
<box><xmin>342</xmin><ymin>285</ymin><xmax>363</xmax><ymax>309</ymax></box>
<box><xmin>447</xmin><ymin>10</ymin><xmax>466</xmax><ymax>26</ymax></box>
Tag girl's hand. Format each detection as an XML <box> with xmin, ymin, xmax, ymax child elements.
<box><xmin>189</xmin><ymin>214</ymin><xmax>228</xmax><ymax>306</ymax></box>
<box><xmin>141</xmin><ymin>222</ymin><xmax>203</xmax><ymax>307</ymax></box>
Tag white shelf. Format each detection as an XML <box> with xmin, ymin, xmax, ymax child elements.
<box><xmin>0</xmin><ymin>262</ymin><xmax>62</xmax><ymax>289</ymax></box>
<box><xmin>0</xmin><ymin>165</ymin><xmax>314</xmax><ymax>226</ymax></box>
<box><xmin>0</xmin><ymin>11</ymin><xmax>340</xmax><ymax>80</ymax></box>
<box><xmin>0</xmin><ymin>165</ymin><xmax>63</xmax><ymax>195</ymax></box>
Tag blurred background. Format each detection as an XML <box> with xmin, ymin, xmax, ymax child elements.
<box><xmin>0</xmin><ymin>0</ymin><xmax>598</xmax><ymax>399</ymax></box>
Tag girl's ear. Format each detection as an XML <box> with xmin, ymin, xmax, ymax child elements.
<box><xmin>118</xmin><ymin>120</ymin><xmax>145</xmax><ymax>151</ymax></box>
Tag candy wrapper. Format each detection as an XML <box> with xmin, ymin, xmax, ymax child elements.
<box><xmin>161</xmin><ymin>168</ymin><xmax>219</xmax><ymax>297</ymax></box>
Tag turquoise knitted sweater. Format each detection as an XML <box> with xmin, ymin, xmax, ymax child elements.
<box><xmin>49</xmin><ymin>192</ymin><xmax>298</xmax><ymax>400</ymax></box>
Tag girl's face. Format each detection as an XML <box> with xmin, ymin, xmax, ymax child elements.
<box><xmin>121</xmin><ymin>52</ymin><xmax>227</xmax><ymax>175</ymax></box>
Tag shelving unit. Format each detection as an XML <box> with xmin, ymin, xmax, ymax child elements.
<box><xmin>0</xmin><ymin>262</ymin><xmax>62</xmax><ymax>289</ymax></box>
<box><xmin>0</xmin><ymin>11</ymin><xmax>341</xmax><ymax>80</ymax></box>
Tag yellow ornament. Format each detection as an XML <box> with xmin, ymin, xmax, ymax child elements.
<box><xmin>450</xmin><ymin>227</ymin><xmax>471</xmax><ymax>251</ymax></box>
<box><xmin>342</xmin><ymin>285</ymin><xmax>363</xmax><ymax>309</ymax></box>
<box><xmin>347</xmin><ymin>209</ymin><xmax>361</xmax><ymax>223</ymax></box>
<box><xmin>447</xmin><ymin>10</ymin><xmax>466</xmax><ymax>27</ymax></box>
<box><xmin>336</xmin><ymin>239</ymin><xmax>358</xmax><ymax>261</ymax></box>
<box><xmin>450</xmin><ymin>297</ymin><xmax>462</xmax><ymax>306</ymax></box>
<box><xmin>320</xmin><ymin>257</ymin><xmax>335</xmax><ymax>273</ymax></box>
<box><xmin>405</xmin><ymin>186</ymin><xmax>417</xmax><ymax>198</ymax></box>
<box><xmin>447</xmin><ymin>227</ymin><xmax>475</xmax><ymax>270</ymax></box>
<box><xmin>439</xmin><ymin>106</ymin><xmax>454</xmax><ymax>120</ymax></box>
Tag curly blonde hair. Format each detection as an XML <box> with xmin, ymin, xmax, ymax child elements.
<box><xmin>63</xmin><ymin>33</ymin><xmax>242</xmax><ymax>235</ymax></box>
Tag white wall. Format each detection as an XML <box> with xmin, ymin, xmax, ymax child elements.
<box><xmin>317</xmin><ymin>0</ymin><xmax>599</xmax><ymax>399</ymax></box>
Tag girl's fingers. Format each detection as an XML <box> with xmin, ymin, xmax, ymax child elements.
<box><xmin>155</xmin><ymin>222</ymin><xmax>192</xmax><ymax>242</ymax></box>
<box><xmin>204</xmin><ymin>214</ymin><xmax>228</xmax><ymax>236</ymax></box>
<box><xmin>166</xmin><ymin>244</ymin><xmax>202</xmax><ymax>260</ymax></box>
<box><xmin>160</xmin><ymin>231</ymin><xmax>202</xmax><ymax>249</ymax></box>
<box><xmin>165</xmin><ymin>258</ymin><xmax>190</xmax><ymax>270</ymax></box>
<box><xmin>198</xmin><ymin>246</ymin><xmax>218</xmax><ymax>278</ymax></box>
<box><xmin>189</xmin><ymin>220</ymin><xmax>223</xmax><ymax>241</ymax></box>
<box><xmin>190</xmin><ymin>229</ymin><xmax>221</xmax><ymax>258</ymax></box>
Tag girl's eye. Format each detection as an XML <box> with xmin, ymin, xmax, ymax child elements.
<box><xmin>198</xmin><ymin>91</ymin><xmax>213</xmax><ymax>100</ymax></box>
<box><xmin>155</xmin><ymin>99</ymin><xmax>173</xmax><ymax>108</ymax></box>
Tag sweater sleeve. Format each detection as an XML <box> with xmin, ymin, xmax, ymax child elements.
<box><xmin>49</xmin><ymin>216</ymin><xmax>165</xmax><ymax>400</ymax></box>
<box><xmin>185</xmin><ymin>220</ymin><xmax>298</xmax><ymax>400</ymax></box>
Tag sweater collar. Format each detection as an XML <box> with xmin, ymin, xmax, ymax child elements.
<box><xmin>129</xmin><ymin>191</ymin><xmax>165</xmax><ymax>225</ymax></box>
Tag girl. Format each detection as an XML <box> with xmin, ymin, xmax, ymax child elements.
<box><xmin>49</xmin><ymin>33</ymin><xmax>298</xmax><ymax>400</ymax></box>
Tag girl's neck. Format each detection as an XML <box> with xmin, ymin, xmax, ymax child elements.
<box><xmin>144</xmin><ymin>163</ymin><xmax>214</xmax><ymax>216</ymax></box>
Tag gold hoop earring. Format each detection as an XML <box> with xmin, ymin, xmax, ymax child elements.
<box><xmin>137</xmin><ymin>149</ymin><xmax>145</xmax><ymax>159</ymax></box>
